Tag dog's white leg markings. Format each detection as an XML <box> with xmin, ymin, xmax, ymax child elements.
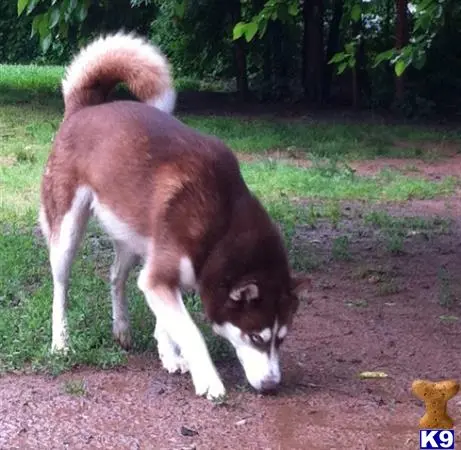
<box><xmin>50</xmin><ymin>187</ymin><xmax>91</xmax><ymax>353</ymax></box>
<box><xmin>110</xmin><ymin>241</ymin><xmax>137</xmax><ymax>349</ymax></box>
<box><xmin>153</xmin><ymin>256</ymin><xmax>196</xmax><ymax>375</ymax></box>
<box><xmin>178</xmin><ymin>256</ymin><xmax>196</xmax><ymax>290</ymax></box>
<box><xmin>138</xmin><ymin>268</ymin><xmax>225</xmax><ymax>400</ymax></box>
<box><xmin>154</xmin><ymin>322</ymin><xmax>189</xmax><ymax>374</ymax></box>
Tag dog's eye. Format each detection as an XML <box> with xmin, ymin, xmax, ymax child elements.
<box><xmin>249</xmin><ymin>333</ymin><xmax>264</xmax><ymax>346</ymax></box>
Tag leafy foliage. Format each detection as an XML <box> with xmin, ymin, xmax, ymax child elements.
<box><xmin>6</xmin><ymin>0</ymin><xmax>461</xmax><ymax>115</ymax></box>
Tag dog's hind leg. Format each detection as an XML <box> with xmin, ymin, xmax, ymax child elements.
<box><xmin>48</xmin><ymin>187</ymin><xmax>91</xmax><ymax>353</ymax></box>
<box><xmin>110</xmin><ymin>241</ymin><xmax>137</xmax><ymax>350</ymax></box>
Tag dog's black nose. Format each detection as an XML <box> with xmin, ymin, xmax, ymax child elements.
<box><xmin>260</xmin><ymin>379</ymin><xmax>280</xmax><ymax>394</ymax></box>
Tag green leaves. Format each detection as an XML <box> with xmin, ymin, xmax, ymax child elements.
<box><xmin>232</xmin><ymin>0</ymin><xmax>299</xmax><ymax>43</ymax></box>
<box><xmin>394</xmin><ymin>60</ymin><xmax>406</xmax><ymax>77</ymax></box>
<box><xmin>245</xmin><ymin>22</ymin><xmax>258</xmax><ymax>42</ymax></box>
<box><xmin>174</xmin><ymin>0</ymin><xmax>186</xmax><ymax>20</ymax></box>
<box><xmin>328</xmin><ymin>39</ymin><xmax>357</xmax><ymax>75</ymax></box>
<box><xmin>49</xmin><ymin>7</ymin><xmax>61</xmax><ymax>28</ymax></box>
<box><xmin>234</xmin><ymin>21</ymin><xmax>259</xmax><ymax>43</ymax></box>
<box><xmin>17</xmin><ymin>0</ymin><xmax>28</xmax><ymax>16</ymax></box>
<box><xmin>17</xmin><ymin>0</ymin><xmax>91</xmax><ymax>53</ymax></box>
<box><xmin>350</xmin><ymin>3</ymin><xmax>361</xmax><ymax>22</ymax></box>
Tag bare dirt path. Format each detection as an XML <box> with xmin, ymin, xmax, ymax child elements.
<box><xmin>2</xmin><ymin>161</ymin><xmax>461</xmax><ymax>450</ymax></box>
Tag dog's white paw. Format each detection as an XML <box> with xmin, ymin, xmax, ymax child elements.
<box><xmin>160</xmin><ymin>351</ymin><xmax>190</xmax><ymax>374</ymax></box>
<box><xmin>194</xmin><ymin>374</ymin><xmax>226</xmax><ymax>401</ymax></box>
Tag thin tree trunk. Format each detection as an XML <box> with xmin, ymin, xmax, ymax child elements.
<box><xmin>302</xmin><ymin>0</ymin><xmax>311</xmax><ymax>98</ymax></box>
<box><xmin>234</xmin><ymin>43</ymin><xmax>248</xmax><ymax>99</ymax></box>
<box><xmin>351</xmin><ymin>9</ymin><xmax>370</xmax><ymax>109</ymax></box>
<box><xmin>230</xmin><ymin>0</ymin><xmax>248</xmax><ymax>99</ymax></box>
<box><xmin>272</xmin><ymin>20</ymin><xmax>288</xmax><ymax>98</ymax></box>
<box><xmin>395</xmin><ymin>0</ymin><xmax>408</xmax><ymax>101</ymax></box>
<box><xmin>303</xmin><ymin>0</ymin><xmax>325</xmax><ymax>103</ymax></box>
<box><xmin>323</xmin><ymin>0</ymin><xmax>344</xmax><ymax>102</ymax></box>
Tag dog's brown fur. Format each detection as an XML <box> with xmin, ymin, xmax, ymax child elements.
<box><xmin>40</xmin><ymin>33</ymin><xmax>309</xmax><ymax>399</ymax></box>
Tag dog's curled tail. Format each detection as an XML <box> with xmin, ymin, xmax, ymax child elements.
<box><xmin>62</xmin><ymin>32</ymin><xmax>176</xmax><ymax>118</ymax></box>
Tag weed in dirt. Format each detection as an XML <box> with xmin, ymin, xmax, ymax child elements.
<box><xmin>364</xmin><ymin>211</ymin><xmax>450</xmax><ymax>255</ymax></box>
<box><xmin>386</xmin><ymin>232</ymin><xmax>405</xmax><ymax>255</ymax></box>
<box><xmin>290</xmin><ymin>243</ymin><xmax>321</xmax><ymax>272</ymax></box>
<box><xmin>63</xmin><ymin>379</ymin><xmax>87</xmax><ymax>396</ymax></box>
<box><xmin>332</xmin><ymin>236</ymin><xmax>351</xmax><ymax>260</ymax></box>
<box><xmin>345</xmin><ymin>299</ymin><xmax>369</xmax><ymax>308</ymax></box>
<box><xmin>310</xmin><ymin>156</ymin><xmax>355</xmax><ymax>178</ymax></box>
<box><xmin>377</xmin><ymin>280</ymin><xmax>402</xmax><ymax>296</ymax></box>
<box><xmin>364</xmin><ymin>211</ymin><xmax>450</xmax><ymax>233</ymax></box>
<box><xmin>437</xmin><ymin>267</ymin><xmax>455</xmax><ymax>308</ymax></box>
<box><xmin>324</xmin><ymin>200</ymin><xmax>342</xmax><ymax>229</ymax></box>
<box><xmin>439</xmin><ymin>315</ymin><xmax>459</xmax><ymax>322</ymax></box>
<box><xmin>306</xmin><ymin>204</ymin><xmax>321</xmax><ymax>228</ymax></box>
<box><xmin>353</xmin><ymin>265</ymin><xmax>396</xmax><ymax>281</ymax></box>
<box><xmin>403</xmin><ymin>164</ymin><xmax>420</xmax><ymax>173</ymax></box>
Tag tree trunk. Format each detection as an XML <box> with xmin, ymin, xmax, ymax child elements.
<box><xmin>303</xmin><ymin>0</ymin><xmax>325</xmax><ymax>104</ymax></box>
<box><xmin>395</xmin><ymin>0</ymin><xmax>408</xmax><ymax>101</ymax></box>
<box><xmin>271</xmin><ymin>20</ymin><xmax>289</xmax><ymax>99</ymax></box>
<box><xmin>351</xmin><ymin>10</ymin><xmax>370</xmax><ymax>109</ymax></box>
<box><xmin>323</xmin><ymin>0</ymin><xmax>344</xmax><ymax>102</ymax></box>
<box><xmin>234</xmin><ymin>42</ymin><xmax>249</xmax><ymax>99</ymax></box>
<box><xmin>230</xmin><ymin>0</ymin><xmax>248</xmax><ymax>99</ymax></box>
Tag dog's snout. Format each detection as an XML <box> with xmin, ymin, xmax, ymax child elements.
<box><xmin>260</xmin><ymin>378</ymin><xmax>280</xmax><ymax>394</ymax></box>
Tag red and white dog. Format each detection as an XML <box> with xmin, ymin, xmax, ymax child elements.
<box><xmin>39</xmin><ymin>33</ymin><xmax>309</xmax><ymax>400</ymax></box>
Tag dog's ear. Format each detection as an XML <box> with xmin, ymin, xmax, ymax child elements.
<box><xmin>290</xmin><ymin>272</ymin><xmax>312</xmax><ymax>302</ymax></box>
<box><xmin>229</xmin><ymin>282</ymin><xmax>259</xmax><ymax>302</ymax></box>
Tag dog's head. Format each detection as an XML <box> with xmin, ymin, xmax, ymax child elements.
<box><xmin>210</xmin><ymin>272</ymin><xmax>311</xmax><ymax>393</ymax></box>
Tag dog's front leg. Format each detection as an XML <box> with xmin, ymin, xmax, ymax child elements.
<box><xmin>137</xmin><ymin>269</ymin><xmax>226</xmax><ymax>401</ymax></box>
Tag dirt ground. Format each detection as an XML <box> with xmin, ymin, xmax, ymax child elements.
<box><xmin>1</xmin><ymin>157</ymin><xmax>461</xmax><ymax>450</ymax></box>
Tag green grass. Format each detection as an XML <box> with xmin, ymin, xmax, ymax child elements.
<box><xmin>183</xmin><ymin>116</ymin><xmax>461</xmax><ymax>159</ymax></box>
<box><xmin>0</xmin><ymin>64</ymin><xmax>226</xmax><ymax>104</ymax></box>
<box><xmin>1</xmin><ymin>64</ymin><xmax>461</xmax><ymax>374</ymax></box>
<box><xmin>241</xmin><ymin>162</ymin><xmax>457</xmax><ymax>202</ymax></box>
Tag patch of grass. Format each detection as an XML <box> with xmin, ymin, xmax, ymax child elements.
<box><xmin>324</xmin><ymin>200</ymin><xmax>342</xmax><ymax>229</ymax></box>
<box><xmin>437</xmin><ymin>266</ymin><xmax>455</xmax><ymax>308</ymax></box>
<box><xmin>0</xmin><ymin>64</ymin><xmax>64</xmax><ymax>102</ymax></box>
<box><xmin>63</xmin><ymin>378</ymin><xmax>87</xmax><ymax>396</ymax></box>
<box><xmin>0</xmin><ymin>64</ymin><xmax>225</xmax><ymax>105</ymax></box>
<box><xmin>364</xmin><ymin>210</ymin><xmax>451</xmax><ymax>255</ymax></box>
<box><xmin>364</xmin><ymin>211</ymin><xmax>450</xmax><ymax>232</ymax></box>
<box><xmin>376</xmin><ymin>280</ymin><xmax>402</xmax><ymax>296</ymax></box>
<box><xmin>332</xmin><ymin>236</ymin><xmax>351</xmax><ymax>260</ymax></box>
<box><xmin>439</xmin><ymin>315</ymin><xmax>459</xmax><ymax>322</ymax></box>
<box><xmin>290</xmin><ymin>243</ymin><xmax>321</xmax><ymax>272</ymax></box>
<box><xmin>306</xmin><ymin>204</ymin><xmax>321</xmax><ymax>228</ymax></box>
<box><xmin>345</xmin><ymin>299</ymin><xmax>369</xmax><ymax>308</ymax></box>
<box><xmin>386</xmin><ymin>232</ymin><xmax>405</xmax><ymax>255</ymax></box>
<box><xmin>184</xmin><ymin>116</ymin><xmax>461</xmax><ymax>159</ymax></box>
<box><xmin>242</xmin><ymin>163</ymin><xmax>457</xmax><ymax>202</ymax></box>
